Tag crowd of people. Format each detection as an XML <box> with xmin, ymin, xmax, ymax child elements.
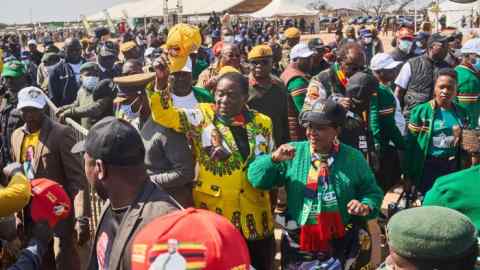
<box><xmin>0</xmin><ymin>13</ymin><xmax>479</xmax><ymax>270</ymax></box>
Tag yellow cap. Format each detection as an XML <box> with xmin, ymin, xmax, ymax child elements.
<box><xmin>120</xmin><ymin>41</ymin><xmax>137</xmax><ymax>53</ymax></box>
<box><xmin>284</xmin><ymin>27</ymin><xmax>301</xmax><ymax>39</ymax></box>
<box><xmin>166</xmin><ymin>24</ymin><xmax>201</xmax><ymax>73</ymax></box>
<box><xmin>248</xmin><ymin>45</ymin><xmax>273</xmax><ymax>61</ymax></box>
<box><xmin>218</xmin><ymin>65</ymin><xmax>240</xmax><ymax>76</ymax></box>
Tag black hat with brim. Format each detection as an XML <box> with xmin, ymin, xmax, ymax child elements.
<box><xmin>72</xmin><ymin>117</ymin><xmax>145</xmax><ymax>166</ymax></box>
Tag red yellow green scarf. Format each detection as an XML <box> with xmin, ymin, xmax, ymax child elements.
<box><xmin>300</xmin><ymin>142</ymin><xmax>345</xmax><ymax>252</ymax></box>
<box><xmin>213</xmin><ymin>104</ymin><xmax>252</xmax><ymax>127</ymax></box>
<box><xmin>334</xmin><ymin>63</ymin><xmax>348</xmax><ymax>89</ymax></box>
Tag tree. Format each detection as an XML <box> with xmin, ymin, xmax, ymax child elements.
<box><xmin>0</xmin><ymin>23</ymin><xmax>7</xmax><ymax>30</ymax></box>
<box><xmin>307</xmin><ymin>0</ymin><xmax>331</xmax><ymax>11</ymax></box>
<box><xmin>356</xmin><ymin>0</ymin><xmax>395</xmax><ymax>16</ymax></box>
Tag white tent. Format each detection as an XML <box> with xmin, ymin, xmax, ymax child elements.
<box><xmin>86</xmin><ymin>0</ymin><xmax>252</xmax><ymax>20</ymax></box>
<box><xmin>248</xmin><ymin>0</ymin><xmax>319</xmax><ymax>18</ymax></box>
<box><xmin>428</xmin><ymin>0</ymin><xmax>480</xmax><ymax>28</ymax></box>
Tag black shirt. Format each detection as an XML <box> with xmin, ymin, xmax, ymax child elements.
<box><xmin>94</xmin><ymin>206</ymin><xmax>128</xmax><ymax>270</ymax></box>
<box><xmin>248</xmin><ymin>79</ymin><xmax>290</xmax><ymax>146</ymax></box>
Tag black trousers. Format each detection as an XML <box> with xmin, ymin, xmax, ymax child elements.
<box><xmin>246</xmin><ymin>235</ymin><xmax>276</xmax><ymax>270</ymax></box>
<box><xmin>375</xmin><ymin>146</ymin><xmax>402</xmax><ymax>192</ymax></box>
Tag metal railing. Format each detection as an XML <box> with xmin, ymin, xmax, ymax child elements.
<box><xmin>44</xmin><ymin>95</ymin><xmax>103</xmax><ymax>232</ymax></box>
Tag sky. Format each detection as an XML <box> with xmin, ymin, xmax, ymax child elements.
<box><xmin>2</xmin><ymin>0</ymin><xmax>359</xmax><ymax>24</ymax></box>
<box><xmin>2</xmin><ymin>0</ymin><xmax>131</xmax><ymax>24</ymax></box>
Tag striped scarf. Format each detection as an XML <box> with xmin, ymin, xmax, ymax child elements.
<box><xmin>334</xmin><ymin>63</ymin><xmax>348</xmax><ymax>89</ymax></box>
<box><xmin>300</xmin><ymin>142</ymin><xmax>345</xmax><ymax>252</ymax></box>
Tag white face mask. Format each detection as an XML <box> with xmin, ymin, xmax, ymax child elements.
<box><xmin>223</xmin><ymin>35</ymin><xmax>234</xmax><ymax>44</ymax></box>
<box><xmin>116</xmin><ymin>97</ymin><xmax>141</xmax><ymax>121</ymax></box>
<box><xmin>398</xmin><ymin>40</ymin><xmax>413</xmax><ymax>53</ymax></box>
<box><xmin>81</xmin><ymin>76</ymin><xmax>99</xmax><ymax>90</ymax></box>
<box><xmin>364</xmin><ymin>37</ymin><xmax>373</xmax><ymax>44</ymax></box>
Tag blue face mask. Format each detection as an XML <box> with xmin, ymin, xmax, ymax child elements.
<box><xmin>116</xmin><ymin>97</ymin><xmax>141</xmax><ymax>121</ymax></box>
<box><xmin>474</xmin><ymin>58</ymin><xmax>480</xmax><ymax>71</ymax></box>
<box><xmin>81</xmin><ymin>76</ymin><xmax>99</xmax><ymax>90</ymax></box>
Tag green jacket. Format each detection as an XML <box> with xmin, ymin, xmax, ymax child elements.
<box><xmin>287</xmin><ymin>77</ymin><xmax>309</xmax><ymax>112</ymax></box>
<box><xmin>192</xmin><ymin>86</ymin><xmax>214</xmax><ymax>103</ymax></box>
<box><xmin>423</xmin><ymin>165</ymin><xmax>480</xmax><ymax>231</ymax></box>
<box><xmin>247</xmin><ymin>141</ymin><xmax>383</xmax><ymax>226</ymax></box>
<box><xmin>369</xmin><ymin>83</ymin><xmax>405</xmax><ymax>151</ymax></box>
<box><xmin>405</xmin><ymin>100</ymin><xmax>469</xmax><ymax>186</ymax></box>
<box><xmin>455</xmin><ymin>65</ymin><xmax>480</xmax><ymax>128</ymax></box>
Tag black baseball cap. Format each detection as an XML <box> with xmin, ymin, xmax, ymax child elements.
<box><xmin>428</xmin><ymin>33</ymin><xmax>454</xmax><ymax>47</ymax></box>
<box><xmin>300</xmin><ymin>98</ymin><xmax>347</xmax><ymax>127</ymax></box>
<box><xmin>72</xmin><ymin>117</ymin><xmax>145</xmax><ymax>166</ymax></box>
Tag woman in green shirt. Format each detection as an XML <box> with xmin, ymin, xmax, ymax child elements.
<box><xmin>247</xmin><ymin>98</ymin><xmax>383</xmax><ymax>269</ymax></box>
<box><xmin>405</xmin><ymin>68</ymin><xmax>470</xmax><ymax>195</ymax></box>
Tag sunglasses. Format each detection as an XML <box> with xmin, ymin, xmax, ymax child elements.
<box><xmin>250</xmin><ymin>59</ymin><xmax>270</xmax><ymax>66</ymax></box>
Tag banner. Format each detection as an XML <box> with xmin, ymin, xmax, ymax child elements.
<box><xmin>122</xmin><ymin>10</ymin><xmax>135</xmax><ymax>30</ymax></box>
<box><xmin>103</xmin><ymin>9</ymin><xmax>117</xmax><ymax>34</ymax></box>
<box><xmin>80</xmin><ymin>15</ymin><xmax>92</xmax><ymax>35</ymax></box>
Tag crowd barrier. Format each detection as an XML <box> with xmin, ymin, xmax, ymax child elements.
<box><xmin>44</xmin><ymin>95</ymin><xmax>102</xmax><ymax>233</ymax></box>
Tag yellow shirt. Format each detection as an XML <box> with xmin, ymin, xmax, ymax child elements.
<box><xmin>0</xmin><ymin>173</ymin><xmax>31</xmax><ymax>217</ymax></box>
<box><xmin>148</xmin><ymin>87</ymin><xmax>275</xmax><ymax>240</ymax></box>
<box><xmin>21</xmin><ymin>130</ymin><xmax>41</xmax><ymax>163</ymax></box>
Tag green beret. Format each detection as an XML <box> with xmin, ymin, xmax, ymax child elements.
<box><xmin>1</xmin><ymin>60</ymin><xmax>26</xmax><ymax>78</ymax></box>
<box><xmin>41</xmin><ymin>52</ymin><xmax>59</xmax><ymax>63</ymax></box>
<box><xmin>80</xmin><ymin>62</ymin><xmax>100</xmax><ymax>73</ymax></box>
<box><xmin>387</xmin><ymin>206</ymin><xmax>478</xmax><ymax>260</ymax></box>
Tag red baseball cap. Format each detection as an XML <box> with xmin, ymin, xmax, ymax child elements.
<box><xmin>30</xmin><ymin>178</ymin><xmax>72</xmax><ymax>228</ymax></box>
<box><xmin>131</xmin><ymin>208</ymin><xmax>251</xmax><ymax>270</ymax></box>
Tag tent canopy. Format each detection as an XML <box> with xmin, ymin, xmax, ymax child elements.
<box><xmin>86</xmin><ymin>0</ymin><xmax>258</xmax><ymax>20</ymax></box>
<box><xmin>250</xmin><ymin>0</ymin><xmax>319</xmax><ymax>18</ymax></box>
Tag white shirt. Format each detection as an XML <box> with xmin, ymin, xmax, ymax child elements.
<box><xmin>68</xmin><ymin>62</ymin><xmax>82</xmax><ymax>83</ymax></box>
<box><xmin>394</xmin><ymin>62</ymin><xmax>412</xmax><ymax>90</ymax></box>
<box><xmin>393</xmin><ymin>95</ymin><xmax>407</xmax><ymax>136</ymax></box>
<box><xmin>172</xmin><ymin>92</ymin><xmax>198</xmax><ymax>110</ymax></box>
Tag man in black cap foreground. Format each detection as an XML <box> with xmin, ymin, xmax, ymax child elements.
<box><xmin>48</xmin><ymin>38</ymin><xmax>85</xmax><ymax>106</ymax></box>
<box><xmin>379</xmin><ymin>206</ymin><xmax>478</xmax><ymax>270</ymax></box>
<box><xmin>73</xmin><ymin>117</ymin><xmax>178</xmax><ymax>270</ymax></box>
<box><xmin>113</xmin><ymin>72</ymin><xmax>195</xmax><ymax>207</ymax></box>
<box><xmin>56</xmin><ymin>62</ymin><xmax>114</xmax><ymax>129</ymax></box>
<box><xmin>394</xmin><ymin>33</ymin><xmax>452</xmax><ymax>120</ymax></box>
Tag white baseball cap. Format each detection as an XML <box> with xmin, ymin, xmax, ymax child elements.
<box><xmin>27</xmin><ymin>39</ymin><xmax>37</xmax><ymax>46</ymax></box>
<box><xmin>370</xmin><ymin>53</ymin><xmax>402</xmax><ymax>71</ymax></box>
<box><xmin>290</xmin><ymin>43</ymin><xmax>315</xmax><ymax>61</ymax></box>
<box><xmin>17</xmin><ymin>87</ymin><xmax>46</xmax><ymax>110</ymax></box>
<box><xmin>461</xmin><ymin>38</ymin><xmax>480</xmax><ymax>55</ymax></box>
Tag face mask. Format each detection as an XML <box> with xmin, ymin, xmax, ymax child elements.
<box><xmin>474</xmin><ymin>58</ymin><xmax>480</xmax><ymax>71</ymax></box>
<box><xmin>363</xmin><ymin>37</ymin><xmax>372</xmax><ymax>44</ymax></box>
<box><xmin>81</xmin><ymin>76</ymin><xmax>99</xmax><ymax>90</ymax></box>
<box><xmin>223</xmin><ymin>35</ymin><xmax>234</xmax><ymax>44</ymax></box>
<box><xmin>22</xmin><ymin>60</ymin><xmax>31</xmax><ymax>66</ymax></box>
<box><xmin>116</xmin><ymin>97</ymin><xmax>141</xmax><ymax>121</ymax></box>
<box><xmin>398</xmin><ymin>40</ymin><xmax>413</xmax><ymax>53</ymax></box>
<box><xmin>414</xmin><ymin>47</ymin><xmax>426</xmax><ymax>55</ymax></box>
<box><xmin>415</xmin><ymin>41</ymin><xmax>423</xmax><ymax>48</ymax></box>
